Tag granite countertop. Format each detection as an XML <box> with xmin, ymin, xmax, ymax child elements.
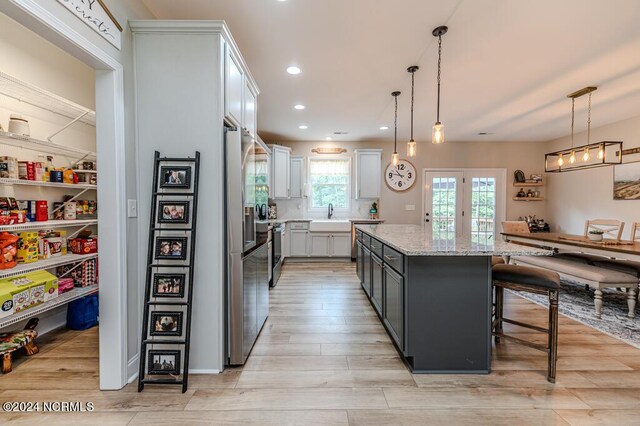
<box><xmin>270</xmin><ymin>218</ymin><xmax>384</xmax><ymax>224</ymax></box>
<box><xmin>356</xmin><ymin>224</ymin><xmax>553</xmax><ymax>257</ymax></box>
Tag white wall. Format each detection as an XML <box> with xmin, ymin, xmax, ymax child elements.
<box><xmin>546</xmin><ymin>114</ymin><xmax>640</xmax><ymax>239</ymax></box>
<box><xmin>277</xmin><ymin>140</ymin><xmax>548</xmax><ymax>224</ymax></box>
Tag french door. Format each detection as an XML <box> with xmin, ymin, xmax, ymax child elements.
<box><xmin>423</xmin><ymin>169</ymin><xmax>506</xmax><ymax>243</ymax></box>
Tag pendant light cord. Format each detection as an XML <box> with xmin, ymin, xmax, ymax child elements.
<box><xmin>394</xmin><ymin>93</ymin><xmax>399</xmax><ymax>152</ymax></box>
<box><xmin>410</xmin><ymin>71</ymin><xmax>415</xmax><ymax>140</ymax></box>
<box><xmin>570</xmin><ymin>97</ymin><xmax>575</xmax><ymax>149</ymax></box>
<box><xmin>436</xmin><ymin>35</ymin><xmax>442</xmax><ymax>123</ymax></box>
<box><xmin>587</xmin><ymin>92</ymin><xmax>592</xmax><ymax>145</ymax></box>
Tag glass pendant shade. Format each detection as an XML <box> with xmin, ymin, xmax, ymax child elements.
<box><xmin>598</xmin><ymin>145</ymin><xmax>605</xmax><ymax>159</ymax></box>
<box><xmin>569</xmin><ymin>150</ymin><xmax>576</xmax><ymax>164</ymax></box>
<box><xmin>557</xmin><ymin>154</ymin><xmax>564</xmax><ymax>167</ymax></box>
<box><xmin>582</xmin><ymin>148</ymin><xmax>590</xmax><ymax>162</ymax></box>
<box><xmin>432</xmin><ymin>122</ymin><xmax>445</xmax><ymax>145</ymax></box>
<box><xmin>392</xmin><ymin>152</ymin><xmax>399</xmax><ymax>166</ymax></box>
<box><xmin>407</xmin><ymin>140</ymin><xmax>417</xmax><ymax>157</ymax></box>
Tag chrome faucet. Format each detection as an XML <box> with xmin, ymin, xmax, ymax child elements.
<box><xmin>328</xmin><ymin>203</ymin><xmax>334</xmax><ymax>219</ymax></box>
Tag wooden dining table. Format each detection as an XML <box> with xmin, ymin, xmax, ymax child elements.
<box><xmin>502</xmin><ymin>232</ymin><xmax>640</xmax><ymax>261</ymax></box>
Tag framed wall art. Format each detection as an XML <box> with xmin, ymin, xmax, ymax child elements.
<box><xmin>150</xmin><ymin>311</ymin><xmax>184</xmax><ymax>336</ymax></box>
<box><xmin>152</xmin><ymin>273</ymin><xmax>186</xmax><ymax>298</ymax></box>
<box><xmin>158</xmin><ymin>201</ymin><xmax>190</xmax><ymax>224</ymax></box>
<box><xmin>613</xmin><ymin>161</ymin><xmax>640</xmax><ymax>200</ymax></box>
<box><xmin>160</xmin><ymin>166</ymin><xmax>192</xmax><ymax>189</ymax></box>
<box><xmin>148</xmin><ymin>350</ymin><xmax>181</xmax><ymax>375</ymax></box>
<box><xmin>155</xmin><ymin>236</ymin><xmax>188</xmax><ymax>260</ymax></box>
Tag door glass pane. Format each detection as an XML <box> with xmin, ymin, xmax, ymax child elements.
<box><xmin>470</xmin><ymin>177</ymin><xmax>496</xmax><ymax>244</ymax></box>
<box><xmin>432</xmin><ymin>177</ymin><xmax>457</xmax><ymax>241</ymax></box>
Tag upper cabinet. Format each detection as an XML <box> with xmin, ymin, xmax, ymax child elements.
<box><xmin>355</xmin><ymin>149</ymin><xmax>382</xmax><ymax>199</ymax></box>
<box><xmin>271</xmin><ymin>144</ymin><xmax>291</xmax><ymax>199</ymax></box>
<box><xmin>244</xmin><ymin>80</ymin><xmax>257</xmax><ymax>138</ymax></box>
<box><xmin>290</xmin><ymin>156</ymin><xmax>305</xmax><ymax>199</ymax></box>
<box><xmin>224</xmin><ymin>46</ymin><xmax>244</xmax><ymax>126</ymax></box>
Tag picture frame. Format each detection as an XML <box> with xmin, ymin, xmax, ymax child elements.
<box><xmin>150</xmin><ymin>311</ymin><xmax>184</xmax><ymax>336</ymax></box>
<box><xmin>159</xmin><ymin>166</ymin><xmax>192</xmax><ymax>189</ymax></box>
<box><xmin>613</xmin><ymin>161</ymin><xmax>640</xmax><ymax>200</ymax></box>
<box><xmin>155</xmin><ymin>236</ymin><xmax>188</xmax><ymax>260</ymax></box>
<box><xmin>157</xmin><ymin>201</ymin><xmax>190</xmax><ymax>224</ymax></box>
<box><xmin>152</xmin><ymin>273</ymin><xmax>186</xmax><ymax>298</ymax></box>
<box><xmin>148</xmin><ymin>350</ymin><xmax>181</xmax><ymax>375</ymax></box>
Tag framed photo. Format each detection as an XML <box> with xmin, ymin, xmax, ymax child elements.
<box><xmin>150</xmin><ymin>311</ymin><xmax>184</xmax><ymax>336</ymax></box>
<box><xmin>160</xmin><ymin>166</ymin><xmax>191</xmax><ymax>189</ymax></box>
<box><xmin>614</xmin><ymin>161</ymin><xmax>640</xmax><ymax>200</ymax></box>
<box><xmin>155</xmin><ymin>236</ymin><xmax>188</xmax><ymax>260</ymax></box>
<box><xmin>158</xmin><ymin>201</ymin><xmax>190</xmax><ymax>224</ymax></box>
<box><xmin>152</xmin><ymin>273</ymin><xmax>186</xmax><ymax>298</ymax></box>
<box><xmin>148</xmin><ymin>350</ymin><xmax>181</xmax><ymax>375</ymax></box>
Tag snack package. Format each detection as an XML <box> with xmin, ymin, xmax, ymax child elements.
<box><xmin>16</xmin><ymin>232</ymin><xmax>38</xmax><ymax>264</ymax></box>
<box><xmin>0</xmin><ymin>232</ymin><xmax>19</xmax><ymax>270</ymax></box>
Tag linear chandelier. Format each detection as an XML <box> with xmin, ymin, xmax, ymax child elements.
<box><xmin>545</xmin><ymin>86</ymin><xmax>623</xmax><ymax>172</ymax></box>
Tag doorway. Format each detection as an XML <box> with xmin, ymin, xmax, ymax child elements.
<box><xmin>423</xmin><ymin>168</ymin><xmax>506</xmax><ymax>243</ymax></box>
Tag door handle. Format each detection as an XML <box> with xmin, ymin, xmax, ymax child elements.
<box><xmin>384</xmin><ymin>255</ymin><xmax>398</xmax><ymax>261</ymax></box>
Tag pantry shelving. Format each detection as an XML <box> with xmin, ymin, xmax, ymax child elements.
<box><xmin>0</xmin><ymin>177</ymin><xmax>96</xmax><ymax>190</ymax></box>
<box><xmin>0</xmin><ymin>219</ymin><xmax>97</xmax><ymax>232</ymax></box>
<box><xmin>0</xmin><ymin>253</ymin><xmax>98</xmax><ymax>280</ymax></box>
<box><xmin>0</xmin><ymin>284</ymin><xmax>98</xmax><ymax>329</ymax></box>
<box><xmin>0</xmin><ymin>131</ymin><xmax>96</xmax><ymax>161</ymax></box>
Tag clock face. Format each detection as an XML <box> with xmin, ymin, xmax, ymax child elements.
<box><xmin>385</xmin><ymin>159</ymin><xmax>417</xmax><ymax>192</ymax></box>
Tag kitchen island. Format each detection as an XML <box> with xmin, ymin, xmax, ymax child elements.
<box><xmin>355</xmin><ymin>224</ymin><xmax>552</xmax><ymax>373</ymax></box>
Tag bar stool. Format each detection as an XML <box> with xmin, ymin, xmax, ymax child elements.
<box><xmin>492</xmin><ymin>264</ymin><xmax>561</xmax><ymax>383</ymax></box>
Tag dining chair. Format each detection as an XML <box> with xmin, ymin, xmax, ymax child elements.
<box><xmin>584</xmin><ymin>219</ymin><xmax>625</xmax><ymax>241</ymax></box>
<box><xmin>502</xmin><ymin>221</ymin><xmax>531</xmax><ymax>234</ymax></box>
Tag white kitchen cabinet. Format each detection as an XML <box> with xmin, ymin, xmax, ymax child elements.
<box><xmin>244</xmin><ymin>79</ymin><xmax>257</xmax><ymax>138</ymax></box>
<box><xmin>310</xmin><ymin>233</ymin><xmax>330</xmax><ymax>256</ymax></box>
<box><xmin>271</xmin><ymin>145</ymin><xmax>291</xmax><ymax>199</ymax></box>
<box><xmin>290</xmin><ymin>230</ymin><xmax>309</xmax><ymax>257</ymax></box>
<box><xmin>331</xmin><ymin>233</ymin><xmax>351</xmax><ymax>257</ymax></box>
<box><xmin>224</xmin><ymin>45</ymin><xmax>243</xmax><ymax>126</ymax></box>
<box><xmin>355</xmin><ymin>149</ymin><xmax>382</xmax><ymax>199</ymax></box>
<box><xmin>290</xmin><ymin>156</ymin><xmax>305</xmax><ymax>199</ymax></box>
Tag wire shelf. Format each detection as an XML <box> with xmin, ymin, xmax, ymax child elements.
<box><xmin>0</xmin><ymin>219</ymin><xmax>98</xmax><ymax>232</ymax></box>
<box><xmin>0</xmin><ymin>177</ymin><xmax>96</xmax><ymax>190</ymax></box>
<box><xmin>0</xmin><ymin>285</ymin><xmax>98</xmax><ymax>329</ymax></box>
<box><xmin>0</xmin><ymin>71</ymin><xmax>96</xmax><ymax>127</ymax></box>
<box><xmin>0</xmin><ymin>131</ymin><xmax>96</xmax><ymax>161</ymax></box>
<box><xmin>0</xmin><ymin>253</ymin><xmax>98</xmax><ymax>279</ymax></box>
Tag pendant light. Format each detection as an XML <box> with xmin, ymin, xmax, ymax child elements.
<box><xmin>406</xmin><ymin>66</ymin><xmax>419</xmax><ymax>157</ymax></box>
<box><xmin>392</xmin><ymin>91</ymin><xmax>401</xmax><ymax>166</ymax></box>
<box><xmin>432</xmin><ymin>26</ymin><xmax>448</xmax><ymax>145</ymax></box>
<box><xmin>569</xmin><ymin>97</ymin><xmax>576</xmax><ymax>164</ymax></box>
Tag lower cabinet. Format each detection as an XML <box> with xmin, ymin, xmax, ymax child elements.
<box><xmin>356</xmin><ymin>240</ymin><xmax>363</xmax><ymax>283</ymax></box>
<box><xmin>331</xmin><ymin>233</ymin><xmax>351</xmax><ymax>257</ymax></box>
<box><xmin>383</xmin><ymin>265</ymin><xmax>404</xmax><ymax>349</ymax></box>
<box><xmin>362</xmin><ymin>246</ymin><xmax>372</xmax><ymax>297</ymax></box>
<box><xmin>309</xmin><ymin>232</ymin><xmax>351</xmax><ymax>257</ymax></box>
<box><xmin>371</xmin><ymin>253</ymin><xmax>383</xmax><ymax>316</ymax></box>
<box><xmin>290</xmin><ymin>230</ymin><xmax>309</xmax><ymax>257</ymax></box>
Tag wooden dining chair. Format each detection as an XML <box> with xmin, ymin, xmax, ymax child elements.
<box><xmin>502</xmin><ymin>221</ymin><xmax>531</xmax><ymax>234</ymax></box>
<box><xmin>584</xmin><ymin>219</ymin><xmax>625</xmax><ymax>241</ymax></box>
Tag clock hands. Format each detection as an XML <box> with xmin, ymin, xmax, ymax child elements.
<box><xmin>393</xmin><ymin>170</ymin><xmax>404</xmax><ymax>179</ymax></box>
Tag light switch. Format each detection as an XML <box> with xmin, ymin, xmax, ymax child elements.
<box><xmin>405</xmin><ymin>204</ymin><xmax>416</xmax><ymax>211</ymax></box>
<box><xmin>127</xmin><ymin>199</ymin><xmax>137</xmax><ymax>218</ymax></box>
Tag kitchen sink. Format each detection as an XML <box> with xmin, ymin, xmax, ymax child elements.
<box><xmin>309</xmin><ymin>219</ymin><xmax>351</xmax><ymax>232</ymax></box>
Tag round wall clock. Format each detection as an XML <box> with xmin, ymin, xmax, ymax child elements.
<box><xmin>385</xmin><ymin>159</ymin><xmax>417</xmax><ymax>192</ymax></box>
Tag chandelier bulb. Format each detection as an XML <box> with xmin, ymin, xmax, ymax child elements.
<box><xmin>582</xmin><ymin>148</ymin><xmax>590</xmax><ymax>162</ymax></box>
<box><xmin>407</xmin><ymin>140</ymin><xmax>417</xmax><ymax>157</ymax></box>
<box><xmin>432</xmin><ymin>122</ymin><xmax>445</xmax><ymax>145</ymax></box>
<box><xmin>392</xmin><ymin>152</ymin><xmax>399</xmax><ymax>166</ymax></box>
<box><xmin>598</xmin><ymin>145</ymin><xmax>605</xmax><ymax>159</ymax></box>
<box><xmin>569</xmin><ymin>150</ymin><xmax>576</xmax><ymax>164</ymax></box>
<box><xmin>557</xmin><ymin>154</ymin><xmax>565</xmax><ymax>167</ymax></box>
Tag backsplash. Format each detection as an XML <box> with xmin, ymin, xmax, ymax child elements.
<box><xmin>274</xmin><ymin>197</ymin><xmax>374</xmax><ymax>220</ymax></box>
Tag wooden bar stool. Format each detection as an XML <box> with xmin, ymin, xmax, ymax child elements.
<box><xmin>492</xmin><ymin>264</ymin><xmax>561</xmax><ymax>383</ymax></box>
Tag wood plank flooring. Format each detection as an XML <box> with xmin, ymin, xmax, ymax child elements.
<box><xmin>2</xmin><ymin>261</ymin><xmax>640</xmax><ymax>425</ymax></box>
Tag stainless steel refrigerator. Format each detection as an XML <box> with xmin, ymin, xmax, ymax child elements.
<box><xmin>225</xmin><ymin>126</ymin><xmax>270</xmax><ymax>365</ymax></box>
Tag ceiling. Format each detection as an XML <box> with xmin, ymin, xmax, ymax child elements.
<box><xmin>142</xmin><ymin>0</ymin><xmax>640</xmax><ymax>144</ymax></box>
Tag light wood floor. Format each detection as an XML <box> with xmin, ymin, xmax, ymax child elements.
<box><xmin>2</xmin><ymin>262</ymin><xmax>640</xmax><ymax>425</ymax></box>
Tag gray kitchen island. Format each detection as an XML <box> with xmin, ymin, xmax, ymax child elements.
<box><xmin>355</xmin><ymin>224</ymin><xmax>551</xmax><ymax>374</ymax></box>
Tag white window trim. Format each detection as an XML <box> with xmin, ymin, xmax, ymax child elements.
<box><xmin>307</xmin><ymin>155</ymin><xmax>352</xmax><ymax>212</ymax></box>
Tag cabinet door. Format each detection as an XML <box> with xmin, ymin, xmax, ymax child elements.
<box><xmin>310</xmin><ymin>233</ymin><xmax>330</xmax><ymax>256</ymax></box>
<box><xmin>356</xmin><ymin>241</ymin><xmax>363</xmax><ymax>283</ymax></box>
<box><xmin>362</xmin><ymin>247</ymin><xmax>372</xmax><ymax>298</ymax></box>
<box><xmin>272</xmin><ymin>147</ymin><xmax>290</xmax><ymax>199</ymax></box>
<box><xmin>383</xmin><ymin>265</ymin><xmax>404</xmax><ymax>349</ymax></box>
<box><xmin>256</xmin><ymin>244</ymin><xmax>269</xmax><ymax>331</ymax></box>
<box><xmin>290</xmin><ymin>230</ymin><xmax>308</xmax><ymax>257</ymax></box>
<box><xmin>242</xmin><ymin>252</ymin><xmax>257</xmax><ymax>359</ymax></box>
<box><xmin>331</xmin><ymin>233</ymin><xmax>351</xmax><ymax>257</ymax></box>
<box><xmin>244</xmin><ymin>80</ymin><xmax>257</xmax><ymax>138</ymax></box>
<box><xmin>290</xmin><ymin>156</ymin><xmax>304</xmax><ymax>199</ymax></box>
<box><xmin>356</xmin><ymin>150</ymin><xmax>382</xmax><ymax>199</ymax></box>
<box><xmin>371</xmin><ymin>253</ymin><xmax>383</xmax><ymax>316</ymax></box>
<box><xmin>224</xmin><ymin>46</ymin><xmax>243</xmax><ymax>126</ymax></box>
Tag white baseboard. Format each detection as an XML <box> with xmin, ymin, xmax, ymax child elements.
<box><xmin>189</xmin><ymin>369</ymin><xmax>221</xmax><ymax>374</ymax></box>
<box><xmin>127</xmin><ymin>354</ymin><xmax>140</xmax><ymax>384</ymax></box>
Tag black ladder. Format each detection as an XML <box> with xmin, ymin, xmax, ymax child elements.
<box><xmin>138</xmin><ymin>151</ymin><xmax>200</xmax><ymax>393</ymax></box>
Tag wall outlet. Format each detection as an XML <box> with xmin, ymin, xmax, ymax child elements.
<box><xmin>405</xmin><ymin>204</ymin><xmax>416</xmax><ymax>211</ymax></box>
<box><xmin>127</xmin><ymin>199</ymin><xmax>137</xmax><ymax>218</ymax></box>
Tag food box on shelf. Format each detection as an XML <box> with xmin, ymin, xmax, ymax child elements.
<box><xmin>37</xmin><ymin>230</ymin><xmax>68</xmax><ymax>259</ymax></box>
<box><xmin>0</xmin><ymin>156</ymin><xmax>19</xmax><ymax>179</ymax></box>
<box><xmin>0</xmin><ymin>271</ymin><xmax>58</xmax><ymax>317</ymax></box>
<box><xmin>57</xmin><ymin>258</ymin><xmax>98</xmax><ymax>287</ymax></box>
<box><xmin>57</xmin><ymin>277</ymin><xmax>75</xmax><ymax>294</ymax></box>
<box><xmin>17</xmin><ymin>232</ymin><xmax>38</xmax><ymax>264</ymax></box>
<box><xmin>69</xmin><ymin>237</ymin><xmax>97</xmax><ymax>254</ymax></box>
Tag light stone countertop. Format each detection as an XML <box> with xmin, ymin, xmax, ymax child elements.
<box><xmin>356</xmin><ymin>224</ymin><xmax>553</xmax><ymax>257</ymax></box>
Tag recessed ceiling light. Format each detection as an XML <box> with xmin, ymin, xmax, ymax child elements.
<box><xmin>286</xmin><ymin>66</ymin><xmax>301</xmax><ymax>75</ymax></box>
<box><xmin>294</xmin><ymin>104</ymin><xmax>305</xmax><ymax>110</ymax></box>
<box><xmin>379</xmin><ymin>126</ymin><xmax>389</xmax><ymax>130</ymax></box>
<box><xmin>325</xmin><ymin>137</ymin><xmax>332</xmax><ymax>141</ymax></box>
<box><xmin>299</xmin><ymin>125</ymin><xmax>308</xmax><ymax>129</ymax></box>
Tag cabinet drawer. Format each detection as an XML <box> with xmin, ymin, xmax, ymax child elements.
<box><xmin>383</xmin><ymin>245</ymin><xmax>404</xmax><ymax>274</ymax></box>
<box><xmin>362</xmin><ymin>233</ymin><xmax>371</xmax><ymax>248</ymax></box>
<box><xmin>355</xmin><ymin>229</ymin><xmax>363</xmax><ymax>242</ymax></box>
<box><xmin>370</xmin><ymin>238</ymin><xmax>383</xmax><ymax>257</ymax></box>
<box><xmin>289</xmin><ymin>221</ymin><xmax>310</xmax><ymax>230</ymax></box>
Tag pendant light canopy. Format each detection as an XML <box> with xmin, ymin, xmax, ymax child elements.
<box><xmin>392</xmin><ymin>91</ymin><xmax>401</xmax><ymax>166</ymax></box>
<box><xmin>432</xmin><ymin>25</ymin><xmax>447</xmax><ymax>145</ymax></box>
<box><xmin>407</xmin><ymin>66</ymin><xmax>419</xmax><ymax>157</ymax></box>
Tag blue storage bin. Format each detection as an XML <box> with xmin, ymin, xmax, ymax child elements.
<box><xmin>67</xmin><ymin>293</ymin><xmax>99</xmax><ymax>330</ymax></box>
